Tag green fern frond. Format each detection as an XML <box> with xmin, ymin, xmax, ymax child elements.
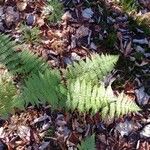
<box><xmin>19</xmin><ymin>69</ymin><xmax>65</xmax><ymax>107</ymax></box>
<box><xmin>17</xmin><ymin>50</ymin><xmax>48</xmax><ymax>75</ymax></box>
<box><xmin>66</xmin><ymin>78</ymin><xmax>140</xmax><ymax>118</ymax></box>
<box><xmin>0</xmin><ymin>69</ymin><xmax>18</xmax><ymax>118</ymax></box>
<box><xmin>0</xmin><ymin>34</ymin><xmax>48</xmax><ymax>78</ymax></box>
<box><xmin>77</xmin><ymin>134</ymin><xmax>96</xmax><ymax>150</ymax></box>
<box><xmin>66</xmin><ymin>54</ymin><xmax>119</xmax><ymax>84</ymax></box>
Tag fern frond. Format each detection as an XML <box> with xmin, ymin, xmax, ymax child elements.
<box><xmin>0</xmin><ymin>34</ymin><xmax>48</xmax><ymax>78</ymax></box>
<box><xmin>77</xmin><ymin>134</ymin><xmax>96</xmax><ymax>150</ymax></box>
<box><xmin>0</xmin><ymin>34</ymin><xmax>140</xmax><ymax>120</ymax></box>
<box><xmin>19</xmin><ymin>69</ymin><xmax>66</xmax><ymax>107</ymax></box>
<box><xmin>66</xmin><ymin>78</ymin><xmax>140</xmax><ymax>118</ymax></box>
<box><xmin>0</xmin><ymin>69</ymin><xmax>18</xmax><ymax>118</ymax></box>
<box><xmin>66</xmin><ymin>54</ymin><xmax>119</xmax><ymax>84</ymax></box>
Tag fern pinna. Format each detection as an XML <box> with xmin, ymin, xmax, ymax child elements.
<box><xmin>0</xmin><ymin>34</ymin><xmax>140</xmax><ymax>120</ymax></box>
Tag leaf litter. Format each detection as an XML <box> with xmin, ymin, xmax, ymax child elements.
<box><xmin>0</xmin><ymin>0</ymin><xmax>149</xmax><ymax>149</ymax></box>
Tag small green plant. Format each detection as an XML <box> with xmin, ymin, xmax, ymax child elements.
<box><xmin>21</xmin><ymin>25</ymin><xmax>41</xmax><ymax>44</ymax></box>
<box><xmin>46</xmin><ymin>0</ymin><xmax>64</xmax><ymax>23</ymax></box>
<box><xmin>0</xmin><ymin>34</ymin><xmax>48</xmax><ymax>81</ymax></box>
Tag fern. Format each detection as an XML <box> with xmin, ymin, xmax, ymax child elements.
<box><xmin>0</xmin><ymin>34</ymin><xmax>48</xmax><ymax>78</ymax></box>
<box><xmin>101</xmin><ymin>92</ymin><xmax>140</xmax><ymax>119</ymax></box>
<box><xmin>77</xmin><ymin>134</ymin><xmax>96</xmax><ymax>150</ymax></box>
<box><xmin>0</xmin><ymin>34</ymin><xmax>140</xmax><ymax>120</ymax></box>
<box><xmin>0</xmin><ymin>69</ymin><xmax>18</xmax><ymax>118</ymax></box>
<box><xmin>66</xmin><ymin>54</ymin><xmax>119</xmax><ymax>84</ymax></box>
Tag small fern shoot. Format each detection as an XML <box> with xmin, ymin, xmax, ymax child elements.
<box><xmin>20</xmin><ymin>25</ymin><xmax>41</xmax><ymax>44</ymax></box>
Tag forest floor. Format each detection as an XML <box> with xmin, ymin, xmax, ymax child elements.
<box><xmin>0</xmin><ymin>0</ymin><xmax>150</xmax><ymax>149</ymax></box>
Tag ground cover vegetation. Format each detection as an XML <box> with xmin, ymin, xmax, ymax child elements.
<box><xmin>0</xmin><ymin>0</ymin><xmax>149</xmax><ymax>149</ymax></box>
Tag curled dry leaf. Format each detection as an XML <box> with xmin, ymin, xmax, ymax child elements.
<box><xmin>133</xmin><ymin>38</ymin><xmax>149</xmax><ymax>45</ymax></box>
<box><xmin>71</xmin><ymin>52</ymin><xmax>80</xmax><ymax>61</ymax></box>
<box><xmin>33</xmin><ymin>114</ymin><xmax>51</xmax><ymax>124</ymax></box>
<box><xmin>116</xmin><ymin>120</ymin><xmax>141</xmax><ymax>137</ymax></box>
<box><xmin>0</xmin><ymin>127</ymin><xmax>5</xmax><ymax>139</ymax></box>
<box><xmin>117</xmin><ymin>32</ymin><xmax>124</xmax><ymax>52</ymax></box>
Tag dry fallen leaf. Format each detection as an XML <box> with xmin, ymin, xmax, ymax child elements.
<box><xmin>124</xmin><ymin>41</ymin><xmax>132</xmax><ymax>56</ymax></box>
<box><xmin>76</xmin><ymin>25</ymin><xmax>89</xmax><ymax>39</ymax></box>
<box><xmin>16</xmin><ymin>0</ymin><xmax>27</xmax><ymax>11</ymax></box>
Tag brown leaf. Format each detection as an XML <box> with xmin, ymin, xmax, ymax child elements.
<box><xmin>124</xmin><ymin>41</ymin><xmax>133</xmax><ymax>56</ymax></box>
